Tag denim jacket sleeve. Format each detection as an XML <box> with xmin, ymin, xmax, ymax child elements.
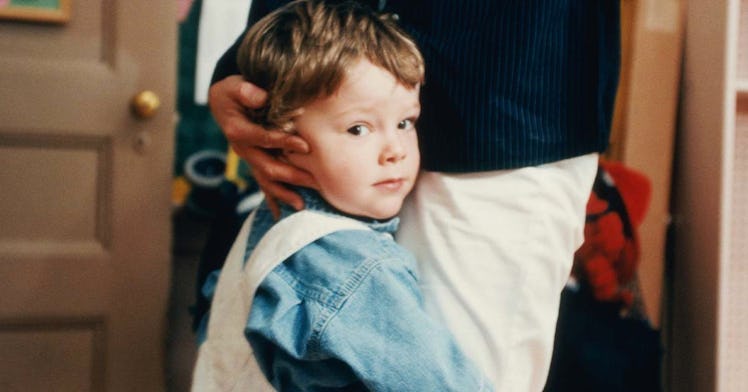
<box><xmin>246</xmin><ymin>237</ymin><xmax>493</xmax><ymax>391</ymax></box>
<box><xmin>321</xmin><ymin>256</ymin><xmax>493</xmax><ymax>391</ymax></box>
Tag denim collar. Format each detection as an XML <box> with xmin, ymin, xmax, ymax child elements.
<box><xmin>279</xmin><ymin>187</ymin><xmax>399</xmax><ymax>235</ymax></box>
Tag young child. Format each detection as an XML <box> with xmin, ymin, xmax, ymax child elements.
<box><xmin>194</xmin><ymin>1</ymin><xmax>492</xmax><ymax>390</ymax></box>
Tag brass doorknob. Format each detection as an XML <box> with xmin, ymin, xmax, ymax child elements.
<box><xmin>130</xmin><ymin>90</ymin><xmax>161</xmax><ymax>119</ymax></box>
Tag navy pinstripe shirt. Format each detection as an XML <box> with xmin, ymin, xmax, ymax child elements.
<box><xmin>213</xmin><ymin>0</ymin><xmax>621</xmax><ymax>172</ymax></box>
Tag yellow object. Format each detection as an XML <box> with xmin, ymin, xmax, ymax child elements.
<box><xmin>225</xmin><ymin>148</ymin><xmax>247</xmax><ymax>190</ymax></box>
<box><xmin>171</xmin><ymin>176</ymin><xmax>192</xmax><ymax>207</ymax></box>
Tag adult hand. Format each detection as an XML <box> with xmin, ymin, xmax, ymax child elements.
<box><xmin>208</xmin><ymin>75</ymin><xmax>317</xmax><ymax>218</ymax></box>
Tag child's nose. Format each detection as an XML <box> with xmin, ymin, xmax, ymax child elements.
<box><xmin>380</xmin><ymin>131</ymin><xmax>407</xmax><ymax>164</ymax></box>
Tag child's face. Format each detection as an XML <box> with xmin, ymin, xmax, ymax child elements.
<box><xmin>286</xmin><ymin>59</ymin><xmax>421</xmax><ymax>220</ymax></box>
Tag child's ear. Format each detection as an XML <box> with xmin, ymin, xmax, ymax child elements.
<box><xmin>284</xmin><ymin>108</ymin><xmax>305</xmax><ymax>130</ymax></box>
<box><xmin>279</xmin><ymin>123</ymin><xmax>296</xmax><ymax>133</ymax></box>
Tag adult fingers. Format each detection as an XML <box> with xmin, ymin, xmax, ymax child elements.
<box><xmin>242</xmin><ymin>128</ymin><xmax>309</xmax><ymax>152</ymax></box>
<box><xmin>209</xmin><ymin>76</ymin><xmax>309</xmax><ymax>154</ymax></box>
<box><xmin>264</xmin><ymin>195</ymin><xmax>281</xmax><ymax>221</ymax></box>
<box><xmin>252</xmin><ymin>168</ymin><xmax>305</xmax><ymax>212</ymax></box>
<box><xmin>242</xmin><ymin>146</ymin><xmax>318</xmax><ymax>190</ymax></box>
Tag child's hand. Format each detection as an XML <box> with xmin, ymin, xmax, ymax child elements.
<box><xmin>208</xmin><ymin>75</ymin><xmax>318</xmax><ymax>218</ymax></box>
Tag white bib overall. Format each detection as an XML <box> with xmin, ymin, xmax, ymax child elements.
<box><xmin>191</xmin><ymin>210</ymin><xmax>370</xmax><ymax>391</ymax></box>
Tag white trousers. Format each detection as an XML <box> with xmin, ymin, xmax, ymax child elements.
<box><xmin>397</xmin><ymin>153</ymin><xmax>598</xmax><ymax>392</ymax></box>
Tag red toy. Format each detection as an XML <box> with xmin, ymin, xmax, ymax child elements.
<box><xmin>572</xmin><ymin>159</ymin><xmax>652</xmax><ymax>316</ymax></box>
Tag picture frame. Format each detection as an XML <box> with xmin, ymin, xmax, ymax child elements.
<box><xmin>0</xmin><ymin>0</ymin><xmax>71</xmax><ymax>24</ymax></box>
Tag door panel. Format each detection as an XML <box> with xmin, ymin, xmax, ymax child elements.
<box><xmin>0</xmin><ymin>1</ymin><xmax>176</xmax><ymax>390</ymax></box>
<box><xmin>0</xmin><ymin>319</ymin><xmax>106</xmax><ymax>392</ymax></box>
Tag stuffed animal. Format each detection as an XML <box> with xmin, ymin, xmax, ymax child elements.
<box><xmin>546</xmin><ymin>160</ymin><xmax>660</xmax><ymax>392</ymax></box>
<box><xmin>571</xmin><ymin>159</ymin><xmax>652</xmax><ymax>316</ymax></box>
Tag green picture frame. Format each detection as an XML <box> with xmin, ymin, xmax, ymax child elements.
<box><xmin>0</xmin><ymin>0</ymin><xmax>71</xmax><ymax>24</ymax></box>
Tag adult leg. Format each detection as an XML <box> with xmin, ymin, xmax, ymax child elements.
<box><xmin>397</xmin><ymin>153</ymin><xmax>598</xmax><ymax>391</ymax></box>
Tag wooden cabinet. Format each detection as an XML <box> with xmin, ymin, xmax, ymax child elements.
<box><xmin>671</xmin><ymin>0</ymin><xmax>748</xmax><ymax>391</ymax></box>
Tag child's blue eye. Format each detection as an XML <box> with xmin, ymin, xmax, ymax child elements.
<box><xmin>347</xmin><ymin>125</ymin><xmax>371</xmax><ymax>136</ymax></box>
<box><xmin>398</xmin><ymin>119</ymin><xmax>415</xmax><ymax>130</ymax></box>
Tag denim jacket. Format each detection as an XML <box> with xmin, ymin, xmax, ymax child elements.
<box><xmin>199</xmin><ymin>189</ymin><xmax>493</xmax><ymax>391</ymax></box>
